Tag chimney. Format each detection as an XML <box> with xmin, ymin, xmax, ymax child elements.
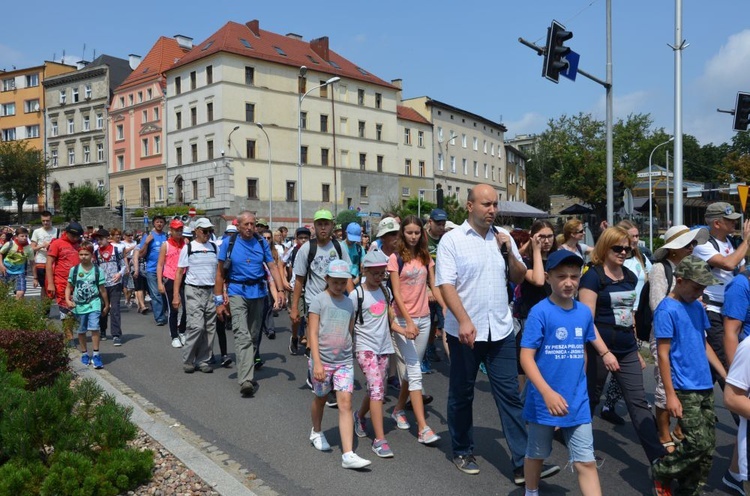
<box><xmin>310</xmin><ymin>37</ymin><xmax>330</xmax><ymax>62</ymax></box>
<box><xmin>246</xmin><ymin>20</ymin><xmax>260</xmax><ymax>37</ymax></box>
<box><xmin>128</xmin><ymin>54</ymin><xmax>142</xmax><ymax>70</ymax></box>
<box><xmin>391</xmin><ymin>78</ymin><xmax>403</xmax><ymax>102</ymax></box>
<box><xmin>174</xmin><ymin>35</ymin><xmax>193</xmax><ymax>50</ymax></box>
<box><xmin>76</xmin><ymin>60</ymin><xmax>90</xmax><ymax>70</ymax></box>
<box><xmin>286</xmin><ymin>33</ymin><xmax>303</xmax><ymax>41</ymax></box>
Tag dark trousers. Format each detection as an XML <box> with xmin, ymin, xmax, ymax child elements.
<box><xmin>706</xmin><ymin>310</ymin><xmax>727</xmax><ymax>388</ymax></box>
<box><xmin>586</xmin><ymin>344</ymin><xmax>667</xmax><ymax>463</ymax></box>
<box><xmin>99</xmin><ymin>283</ymin><xmax>122</xmax><ymax>338</ymax></box>
<box><xmin>164</xmin><ymin>278</ymin><xmax>186</xmax><ymax>339</ymax></box>
<box><xmin>216</xmin><ymin>315</ymin><xmax>230</xmax><ymax>356</ymax></box>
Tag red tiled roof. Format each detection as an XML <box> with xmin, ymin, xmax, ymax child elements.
<box><xmin>169</xmin><ymin>20</ymin><xmax>397</xmax><ymax>90</ymax></box>
<box><xmin>117</xmin><ymin>36</ymin><xmax>191</xmax><ymax>90</ymax></box>
<box><xmin>397</xmin><ymin>105</ymin><xmax>431</xmax><ymax>125</ymax></box>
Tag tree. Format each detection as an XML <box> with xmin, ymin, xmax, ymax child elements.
<box><xmin>0</xmin><ymin>140</ymin><xmax>48</xmax><ymax>224</ymax></box>
<box><xmin>336</xmin><ymin>209</ymin><xmax>360</xmax><ymax>230</ymax></box>
<box><xmin>60</xmin><ymin>184</ymin><xmax>106</xmax><ymax>221</ymax></box>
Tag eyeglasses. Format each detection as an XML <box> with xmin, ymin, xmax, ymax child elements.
<box><xmin>538</xmin><ymin>234</ymin><xmax>554</xmax><ymax>240</ymax></box>
<box><xmin>575</xmin><ymin>229</ymin><xmax>585</xmax><ymax>234</ymax></box>
<box><xmin>611</xmin><ymin>245</ymin><xmax>633</xmax><ymax>255</ymax></box>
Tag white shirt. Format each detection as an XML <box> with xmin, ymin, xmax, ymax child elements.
<box><xmin>726</xmin><ymin>337</ymin><xmax>750</xmax><ymax>480</ymax></box>
<box><xmin>693</xmin><ymin>236</ymin><xmax>743</xmax><ymax>311</ymax></box>
<box><xmin>436</xmin><ymin>221</ymin><xmax>523</xmax><ymax>342</ymax></box>
<box><xmin>177</xmin><ymin>240</ymin><xmax>218</xmax><ymax>286</ymax></box>
<box><xmin>30</xmin><ymin>226</ymin><xmax>58</xmax><ymax>264</ymax></box>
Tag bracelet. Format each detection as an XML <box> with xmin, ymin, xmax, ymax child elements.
<box><xmin>600</xmin><ymin>350</ymin><xmax>611</xmax><ymax>358</ymax></box>
<box><xmin>213</xmin><ymin>295</ymin><xmax>225</xmax><ymax>306</ymax></box>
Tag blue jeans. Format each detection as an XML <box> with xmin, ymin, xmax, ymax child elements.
<box><xmin>447</xmin><ymin>333</ymin><xmax>528</xmax><ymax>469</ymax></box>
<box><xmin>146</xmin><ymin>272</ymin><xmax>167</xmax><ymax>325</ymax></box>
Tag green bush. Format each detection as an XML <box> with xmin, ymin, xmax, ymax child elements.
<box><xmin>0</xmin><ymin>281</ymin><xmax>51</xmax><ymax>331</ymax></box>
<box><xmin>60</xmin><ymin>185</ymin><xmax>107</xmax><ymax>221</ymax></box>
<box><xmin>0</xmin><ymin>329</ymin><xmax>68</xmax><ymax>391</ymax></box>
<box><xmin>132</xmin><ymin>205</ymin><xmax>204</xmax><ymax>218</ymax></box>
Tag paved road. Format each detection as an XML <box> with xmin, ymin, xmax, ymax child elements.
<box><xmin>65</xmin><ymin>301</ymin><xmax>740</xmax><ymax>495</ymax></box>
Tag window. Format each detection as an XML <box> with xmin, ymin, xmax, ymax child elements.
<box><xmin>300</xmin><ymin>145</ymin><xmax>308</xmax><ymax>164</ymax></box>
<box><xmin>176</xmin><ymin>146</ymin><xmax>182</xmax><ymax>165</ymax></box>
<box><xmin>2</xmin><ymin>78</ymin><xmax>15</xmax><ymax>91</ymax></box>
<box><xmin>286</xmin><ymin>181</ymin><xmax>296</xmax><ymax>201</ymax></box>
<box><xmin>437</xmin><ymin>127</ymin><xmax>443</xmax><ymax>141</ymax></box>
<box><xmin>404</xmin><ymin>128</ymin><xmax>411</xmax><ymax>145</ymax></box>
<box><xmin>25</xmin><ymin>74</ymin><xmax>39</xmax><ymax>87</ymax></box>
<box><xmin>474</xmin><ymin>161</ymin><xmax>479</xmax><ymax>177</ymax></box>
<box><xmin>190</xmin><ymin>71</ymin><xmax>196</xmax><ymax>90</ymax></box>
<box><xmin>97</xmin><ymin>143</ymin><xmax>104</xmax><ymax>161</ymax></box>
<box><xmin>208</xmin><ymin>177</ymin><xmax>215</xmax><ymax>197</ymax></box>
<box><xmin>358</xmin><ymin>121</ymin><xmax>365</xmax><ymax>138</ymax></box>
<box><xmin>26</xmin><ymin>125</ymin><xmax>39</xmax><ymax>138</ymax></box>
<box><xmin>321</xmin><ymin>148</ymin><xmax>329</xmax><ymax>166</ymax></box>
<box><xmin>119</xmin><ymin>96</ymin><xmax>125</xmax><ymax>107</ymax></box>
<box><xmin>375</xmin><ymin>93</ymin><xmax>382</xmax><ymax>109</ymax></box>
<box><xmin>190</xmin><ymin>107</ymin><xmax>196</xmax><ymax>126</ymax></box>
<box><xmin>206</xmin><ymin>65</ymin><xmax>213</xmax><ymax>84</ymax></box>
<box><xmin>418</xmin><ymin>131</ymin><xmax>424</xmax><ymax>147</ymax></box>
<box><xmin>116</xmin><ymin>154</ymin><xmax>125</xmax><ymax>171</ymax></box>
<box><xmin>207</xmin><ymin>140</ymin><xmax>214</xmax><ymax>159</ymax></box>
<box><xmin>0</xmin><ymin>103</ymin><xmax>15</xmax><ymax>116</ymax></box>
<box><xmin>273</xmin><ymin>46</ymin><xmax>287</xmax><ymax>56</ymax></box>
<box><xmin>484</xmin><ymin>163</ymin><xmax>488</xmax><ymax>178</ymax></box>
<box><xmin>192</xmin><ymin>180</ymin><xmax>198</xmax><ymax>200</ymax></box>
<box><xmin>23</xmin><ymin>99</ymin><xmax>39</xmax><ymax>113</ymax></box>
<box><xmin>404</xmin><ymin>159</ymin><xmax>412</xmax><ymax>176</ymax></box>
<box><xmin>51</xmin><ymin>120</ymin><xmax>58</xmax><ymax>136</ymax></box>
<box><xmin>50</xmin><ymin>149</ymin><xmax>58</xmax><ymax>167</ymax></box>
<box><xmin>116</xmin><ymin>124</ymin><xmax>123</xmax><ymax>140</ymax></box>
<box><xmin>419</xmin><ymin>160</ymin><xmax>425</xmax><ymax>177</ymax></box>
<box><xmin>175</xmin><ymin>77</ymin><xmax>181</xmax><ymax>94</ymax></box>
<box><xmin>142</xmin><ymin>110</ymin><xmax>148</xmax><ymax>122</ymax></box>
<box><xmin>492</xmin><ymin>166</ymin><xmax>496</xmax><ymax>181</ymax></box>
<box><xmin>245</xmin><ymin>103</ymin><xmax>255</xmax><ymax>122</ymax></box>
<box><xmin>320</xmin><ymin>114</ymin><xmax>328</xmax><ymax>132</ymax></box>
<box><xmin>67</xmin><ymin>118</ymin><xmax>74</xmax><ymax>134</ymax></box>
<box><xmin>147</xmin><ymin>88</ymin><xmax>153</xmax><ymax>100</ymax></box>
<box><xmin>438</xmin><ymin>153</ymin><xmax>444</xmax><ymax>171</ymax></box>
<box><xmin>320</xmin><ymin>81</ymin><xmax>328</xmax><ymax>99</ymax></box>
<box><xmin>245</xmin><ymin>67</ymin><xmax>254</xmax><ymax>85</ymax></box>
<box><xmin>300</xmin><ymin>111</ymin><xmax>307</xmax><ymax>129</ymax></box>
<box><xmin>191</xmin><ymin>143</ymin><xmax>198</xmax><ymax>162</ymax></box>
<box><xmin>84</xmin><ymin>84</ymin><xmax>91</xmax><ymax>99</ymax></box>
<box><xmin>473</xmin><ymin>137</ymin><xmax>478</xmax><ymax>151</ymax></box>
<box><xmin>154</xmin><ymin>136</ymin><xmax>161</xmax><ymax>154</ymax></box>
<box><xmin>83</xmin><ymin>115</ymin><xmax>90</xmax><ymax>131</ymax></box>
<box><xmin>1</xmin><ymin>128</ymin><xmax>15</xmax><ymax>141</ymax></box>
<box><xmin>206</xmin><ymin>102</ymin><xmax>213</xmax><ymax>122</ymax></box>
<box><xmin>375</xmin><ymin>124</ymin><xmax>382</xmax><ymax>141</ymax></box>
<box><xmin>377</xmin><ymin>155</ymin><xmax>383</xmax><ymax>173</ymax></box>
<box><xmin>462</xmin><ymin>134</ymin><xmax>467</xmax><ymax>148</ymax></box>
<box><xmin>402</xmin><ymin>187</ymin><xmax>410</xmax><ymax>197</ymax></box>
<box><xmin>67</xmin><ymin>147</ymin><xmax>75</xmax><ymax>166</ymax></box>
<box><xmin>142</xmin><ymin>138</ymin><xmax>149</xmax><ymax>157</ymax></box>
<box><xmin>483</xmin><ymin>140</ymin><xmax>488</xmax><ymax>153</ymax></box>
<box><xmin>462</xmin><ymin>158</ymin><xmax>468</xmax><ymax>175</ymax></box>
<box><xmin>72</xmin><ymin>88</ymin><xmax>79</xmax><ymax>103</ymax></box>
<box><xmin>246</xmin><ymin>139</ymin><xmax>256</xmax><ymax>159</ymax></box>
<box><xmin>96</xmin><ymin>113</ymin><xmax>103</xmax><ymax>129</ymax></box>
<box><xmin>247</xmin><ymin>179</ymin><xmax>258</xmax><ymax>199</ymax></box>
<box><xmin>175</xmin><ymin>111</ymin><xmax>182</xmax><ymax>130</ymax></box>
<box><xmin>359</xmin><ymin>153</ymin><xmax>366</xmax><ymax>170</ymax></box>
<box><xmin>450</xmin><ymin>156</ymin><xmax>456</xmax><ymax>173</ymax></box>
<box><xmin>339</xmin><ymin>84</ymin><xmax>348</xmax><ymax>102</ymax></box>
<box><xmin>357</xmin><ymin>89</ymin><xmax>365</xmax><ymax>106</ymax></box>
<box><xmin>83</xmin><ymin>145</ymin><xmax>90</xmax><ymax>163</ymax></box>
<box><xmin>491</xmin><ymin>143</ymin><xmax>495</xmax><ymax>156</ymax></box>
<box><xmin>360</xmin><ymin>185</ymin><xmax>368</xmax><ymax>198</ymax></box>
<box><xmin>153</xmin><ymin>107</ymin><xmax>159</xmax><ymax>121</ymax></box>
<box><xmin>158</xmin><ymin>185</ymin><xmax>164</xmax><ymax>201</ymax></box>
<box><xmin>128</xmin><ymin>94</ymin><xmax>133</xmax><ymax>105</ymax></box>
<box><xmin>322</xmin><ymin>184</ymin><xmax>330</xmax><ymax>202</ymax></box>
<box><xmin>340</xmin><ymin>117</ymin><xmax>348</xmax><ymax>133</ymax></box>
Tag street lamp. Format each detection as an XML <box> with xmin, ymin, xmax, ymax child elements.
<box><xmin>227</xmin><ymin>125</ymin><xmax>240</xmax><ymax>153</ymax></box>
<box><xmin>255</xmin><ymin>122</ymin><xmax>272</xmax><ymax>228</ymax></box>
<box><xmin>648</xmin><ymin>136</ymin><xmax>674</xmax><ymax>251</ymax></box>
<box><xmin>298</xmin><ymin>68</ymin><xmax>341</xmax><ymax>226</ymax></box>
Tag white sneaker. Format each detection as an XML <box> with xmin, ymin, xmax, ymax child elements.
<box><xmin>342</xmin><ymin>451</ymin><xmax>371</xmax><ymax>469</ymax></box>
<box><xmin>310</xmin><ymin>429</ymin><xmax>331</xmax><ymax>451</ymax></box>
<box><xmin>178</xmin><ymin>333</ymin><xmax>186</xmax><ymax>345</ymax></box>
<box><xmin>171</xmin><ymin>337</ymin><xmax>183</xmax><ymax>348</ymax></box>
<box><xmin>145</xmin><ymin>295</ymin><xmax>152</xmax><ymax>302</ymax></box>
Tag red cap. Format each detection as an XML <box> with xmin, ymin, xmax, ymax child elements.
<box><xmin>169</xmin><ymin>219</ymin><xmax>184</xmax><ymax>229</ymax></box>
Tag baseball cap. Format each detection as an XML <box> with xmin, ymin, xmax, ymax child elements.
<box><xmin>363</xmin><ymin>250</ymin><xmax>389</xmax><ymax>267</ymax></box>
<box><xmin>346</xmin><ymin>223</ymin><xmax>362</xmax><ymax>242</ymax></box>
<box><xmin>194</xmin><ymin>218</ymin><xmax>214</xmax><ymax>229</ymax></box>
<box><xmin>182</xmin><ymin>226</ymin><xmax>193</xmax><ymax>237</ymax></box>
<box><xmin>296</xmin><ymin>226</ymin><xmax>311</xmax><ymax>237</ymax></box>
<box><xmin>225</xmin><ymin>225</ymin><xmax>238</xmax><ymax>233</ymax></box>
<box><xmin>430</xmin><ymin>208</ymin><xmax>448</xmax><ymax>221</ymax></box>
<box><xmin>169</xmin><ymin>218</ymin><xmax>184</xmax><ymax>229</ymax></box>
<box><xmin>65</xmin><ymin>222</ymin><xmax>84</xmax><ymax>236</ymax></box>
<box><xmin>376</xmin><ymin>217</ymin><xmax>400</xmax><ymax>238</ymax></box>
<box><xmin>675</xmin><ymin>255</ymin><xmax>723</xmax><ymax>287</ymax></box>
<box><xmin>94</xmin><ymin>229</ymin><xmax>110</xmax><ymax>238</ymax></box>
<box><xmin>313</xmin><ymin>209</ymin><xmax>334</xmax><ymax>221</ymax></box>
<box><xmin>546</xmin><ymin>250</ymin><xmax>584</xmax><ymax>272</ymax></box>
<box><xmin>256</xmin><ymin>218</ymin><xmax>269</xmax><ymax>227</ymax></box>
<box><xmin>705</xmin><ymin>202</ymin><xmax>741</xmax><ymax>220</ymax></box>
<box><xmin>326</xmin><ymin>259</ymin><xmax>352</xmax><ymax>279</ymax></box>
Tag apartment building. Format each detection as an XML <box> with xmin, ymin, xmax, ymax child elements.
<box><xmin>395</xmin><ymin>104</ymin><xmax>433</xmax><ymax>207</ymax></box>
<box><xmin>505</xmin><ymin>144</ymin><xmax>527</xmax><ymax>202</ymax></box>
<box><xmin>44</xmin><ymin>55</ymin><xmax>132</xmax><ymax>211</ymax></box>
<box><xmin>109</xmin><ymin>37</ymin><xmax>192</xmax><ymax>209</ymax></box>
<box><xmin>401</xmin><ymin>97</ymin><xmax>507</xmax><ymax>202</ymax></box>
<box><xmin>163</xmin><ymin>19</ymin><xmax>401</xmax><ymax>227</ymax></box>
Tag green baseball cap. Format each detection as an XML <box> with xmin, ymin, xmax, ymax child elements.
<box><xmin>313</xmin><ymin>209</ymin><xmax>334</xmax><ymax>221</ymax></box>
<box><xmin>675</xmin><ymin>255</ymin><xmax>723</xmax><ymax>287</ymax></box>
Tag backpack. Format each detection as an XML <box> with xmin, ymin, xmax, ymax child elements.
<box><xmin>186</xmin><ymin>240</ymin><xmax>217</xmax><ymax>257</ymax></box>
<box><xmin>71</xmin><ymin>264</ymin><xmax>102</xmax><ymax>304</ymax></box>
<box><xmin>304</xmin><ymin>238</ymin><xmax>344</xmax><ymax>285</ymax></box>
<box><xmin>634</xmin><ymin>261</ymin><xmax>673</xmax><ymax>341</ymax></box>
<box><xmin>708</xmin><ymin>235</ymin><xmax>743</xmax><ymax>276</ymax></box>
<box><xmin>491</xmin><ymin>226</ymin><xmax>514</xmax><ymax>303</ymax></box>
<box><xmin>222</xmin><ymin>231</ymin><xmax>264</xmax><ymax>280</ymax></box>
<box><xmin>388</xmin><ymin>252</ymin><xmax>431</xmax><ymax>292</ymax></box>
<box><xmin>354</xmin><ymin>283</ymin><xmax>392</xmax><ymax>325</ymax></box>
<box><xmin>94</xmin><ymin>245</ymin><xmax>122</xmax><ymax>271</ymax></box>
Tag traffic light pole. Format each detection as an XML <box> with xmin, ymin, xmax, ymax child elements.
<box><xmin>518</xmin><ymin>38</ymin><xmax>608</xmax><ymax>87</ymax></box>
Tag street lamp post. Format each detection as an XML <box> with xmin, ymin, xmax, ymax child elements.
<box><xmin>227</xmin><ymin>125</ymin><xmax>240</xmax><ymax>154</ymax></box>
<box><xmin>255</xmin><ymin>122</ymin><xmax>272</xmax><ymax>228</ymax></box>
<box><xmin>648</xmin><ymin>136</ymin><xmax>675</xmax><ymax>251</ymax></box>
<box><xmin>297</xmin><ymin>68</ymin><xmax>341</xmax><ymax>227</ymax></box>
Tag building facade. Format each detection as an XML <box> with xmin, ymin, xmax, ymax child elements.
<box><xmin>395</xmin><ymin>104</ymin><xmax>433</xmax><ymax>208</ymax></box>
<box><xmin>505</xmin><ymin>144</ymin><xmax>527</xmax><ymax>202</ymax></box>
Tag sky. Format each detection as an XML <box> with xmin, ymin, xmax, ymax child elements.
<box><xmin>3</xmin><ymin>0</ymin><xmax>750</xmax><ymax>148</ymax></box>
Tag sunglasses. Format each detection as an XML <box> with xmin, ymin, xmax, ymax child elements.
<box><xmin>575</xmin><ymin>229</ymin><xmax>585</xmax><ymax>234</ymax></box>
<box><xmin>611</xmin><ymin>245</ymin><xmax>633</xmax><ymax>255</ymax></box>
<box><xmin>681</xmin><ymin>240</ymin><xmax>699</xmax><ymax>249</ymax></box>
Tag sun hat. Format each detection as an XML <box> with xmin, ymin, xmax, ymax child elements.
<box><xmin>675</xmin><ymin>255</ymin><xmax>723</xmax><ymax>287</ymax></box>
<box><xmin>653</xmin><ymin>225</ymin><xmax>710</xmax><ymax>261</ymax></box>
<box><xmin>376</xmin><ymin>217</ymin><xmax>400</xmax><ymax>238</ymax></box>
<box><xmin>313</xmin><ymin>209</ymin><xmax>334</xmax><ymax>222</ymax></box>
<box><xmin>182</xmin><ymin>226</ymin><xmax>193</xmax><ymax>237</ymax></box>
<box><xmin>326</xmin><ymin>259</ymin><xmax>352</xmax><ymax>279</ymax></box>
<box><xmin>346</xmin><ymin>223</ymin><xmax>362</xmax><ymax>242</ymax></box>
<box><xmin>194</xmin><ymin>218</ymin><xmax>214</xmax><ymax>229</ymax></box>
<box><xmin>225</xmin><ymin>225</ymin><xmax>238</xmax><ymax>233</ymax></box>
<box><xmin>363</xmin><ymin>250</ymin><xmax>389</xmax><ymax>267</ymax></box>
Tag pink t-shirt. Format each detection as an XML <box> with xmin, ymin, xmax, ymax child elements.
<box><xmin>387</xmin><ymin>253</ymin><xmax>434</xmax><ymax>318</ymax></box>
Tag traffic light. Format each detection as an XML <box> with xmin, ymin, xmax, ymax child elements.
<box><xmin>115</xmin><ymin>204</ymin><xmax>124</xmax><ymax>217</ymax></box>
<box><xmin>613</xmin><ymin>180</ymin><xmax>625</xmax><ymax>212</ymax></box>
<box><xmin>543</xmin><ymin>20</ymin><xmax>573</xmax><ymax>83</ymax></box>
<box><xmin>733</xmin><ymin>92</ymin><xmax>750</xmax><ymax>132</ymax></box>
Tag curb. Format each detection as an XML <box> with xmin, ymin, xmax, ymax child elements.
<box><xmin>71</xmin><ymin>355</ymin><xmax>259</xmax><ymax>496</ymax></box>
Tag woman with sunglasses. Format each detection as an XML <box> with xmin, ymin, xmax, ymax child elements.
<box><xmin>558</xmin><ymin>219</ymin><xmax>593</xmax><ymax>259</ymax></box>
<box><xmin>579</xmin><ymin>226</ymin><xmax>666</xmax><ymax>467</ymax></box>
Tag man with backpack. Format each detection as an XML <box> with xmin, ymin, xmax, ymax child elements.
<box><xmin>93</xmin><ymin>229</ymin><xmax>126</xmax><ymax>346</ymax></box>
<box><xmin>284</xmin><ymin>226</ymin><xmax>311</xmax><ymax>355</ymax></box>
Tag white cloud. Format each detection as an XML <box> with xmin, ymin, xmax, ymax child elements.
<box><xmin>505</xmin><ymin>112</ymin><xmax>547</xmax><ymax>138</ymax></box>
<box><xmin>0</xmin><ymin>44</ymin><xmax>23</xmax><ymax>69</ymax></box>
<box><xmin>592</xmin><ymin>90</ymin><xmax>651</xmax><ymax>121</ymax></box>
<box><xmin>697</xmin><ymin>30</ymin><xmax>750</xmax><ymax>97</ymax></box>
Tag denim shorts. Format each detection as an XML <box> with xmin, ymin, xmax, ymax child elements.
<box><xmin>308</xmin><ymin>360</ymin><xmax>354</xmax><ymax>397</ymax></box>
<box><xmin>76</xmin><ymin>311</ymin><xmax>101</xmax><ymax>334</ymax></box>
<box><xmin>526</xmin><ymin>422</ymin><xmax>595</xmax><ymax>463</ymax></box>
<box><xmin>3</xmin><ymin>273</ymin><xmax>26</xmax><ymax>292</ymax></box>
<box><xmin>429</xmin><ymin>300</ymin><xmax>444</xmax><ymax>329</ymax></box>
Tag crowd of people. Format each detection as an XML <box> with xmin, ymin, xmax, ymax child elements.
<box><xmin>4</xmin><ymin>192</ymin><xmax>750</xmax><ymax>493</ymax></box>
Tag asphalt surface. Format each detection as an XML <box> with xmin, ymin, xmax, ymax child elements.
<box><xmin>77</xmin><ymin>302</ymin><xmax>740</xmax><ymax>496</ymax></box>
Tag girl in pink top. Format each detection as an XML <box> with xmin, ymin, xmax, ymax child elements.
<box><xmin>388</xmin><ymin>215</ymin><xmax>445</xmax><ymax>445</ymax></box>
<box><xmin>157</xmin><ymin>219</ymin><xmax>186</xmax><ymax>347</ymax></box>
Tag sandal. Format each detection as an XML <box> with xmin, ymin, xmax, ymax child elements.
<box><xmin>670</xmin><ymin>431</ymin><xmax>684</xmax><ymax>444</ymax></box>
<box><xmin>661</xmin><ymin>441</ymin><xmax>676</xmax><ymax>453</ymax></box>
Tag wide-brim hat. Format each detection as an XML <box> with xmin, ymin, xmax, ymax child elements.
<box><xmin>653</xmin><ymin>225</ymin><xmax>710</xmax><ymax>261</ymax></box>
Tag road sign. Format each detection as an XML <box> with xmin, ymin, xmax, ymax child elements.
<box><xmin>739</xmin><ymin>184</ymin><xmax>749</xmax><ymax>211</ymax></box>
<box><xmin>370</xmin><ymin>212</ymin><xmax>382</xmax><ymax>218</ymax></box>
<box><xmin>560</xmin><ymin>50</ymin><xmax>580</xmax><ymax>81</ymax></box>
<box><xmin>357</xmin><ymin>211</ymin><xmax>369</xmax><ymax>217</ymax></box>
<box><xmin>143</xmin><ymin>216</ymin><xmax>149</xmax><ymax>226</ymax></box>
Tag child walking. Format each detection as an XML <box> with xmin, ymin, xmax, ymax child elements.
<box><xmin>352</xmin><ymin>250</ymin><xmax>404</xmax><ymax>458</ymax></box>
<box><xmin>308</xmin><ymin>259</ymin><xmax>371</xmax><ymax>469</ymax></box>
<box><xmin>0</xmin><ymin>226</ymin><xmax>34</xmax><ymax>299</ymax></box>
<box><xmin>65</xmin><ymin>241</ymin><xmax>109</xmax><ymax>369</ymax></box>
<box><xmin>520</xmin><ymin>250</ymin><xmax>617</xmax><ymax>496</ymax></box>
<box><xmin>652</xmin><ymin>255</ymin><xmax>726</xmax><ymax>495</ymax></box>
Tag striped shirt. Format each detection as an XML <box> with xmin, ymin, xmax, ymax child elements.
<box><xmin>177</xmin><ymin>241</ymin><xmax>218</xmax><ymax>286</ymax></box>
<box><xmin>435</xmin><ymin>221</ymin><xmax>523</xmax><ymax>342</ymax></box>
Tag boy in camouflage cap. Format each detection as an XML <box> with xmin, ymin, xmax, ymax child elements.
<box><xmin>651</xmin><ymin>255</ymin><xmax>727</xmax><ymax>494</ymax></box>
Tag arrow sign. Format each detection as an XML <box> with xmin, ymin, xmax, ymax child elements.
<box><xmin>560</xmin><ymin>50</ymin><xmax>580</xmax><ymax>81</ymax></box>
<box><xmin>739</xmin><ymin>184</ymin><xmax>749</xmax><ymax>211</ymax></box>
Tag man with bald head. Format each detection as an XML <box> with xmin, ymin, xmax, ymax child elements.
<box><xmin>436</xmin><ymin>184</ymin><xmax>559</xmax><ymax>484</ymax></box>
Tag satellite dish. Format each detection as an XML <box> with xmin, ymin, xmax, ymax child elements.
<box><xmin>34</xmin><ymin>103</ymin><xmax>40</xmax><ymax>111</ymax></box>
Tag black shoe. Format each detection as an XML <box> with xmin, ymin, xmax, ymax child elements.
<box><xmin>513</xmin><ymin>464</ymin><xmax>560</xmax><ymax>486</ymax></box>
<box><xmin>454</xmin><ymin>455</ymin><xmax>480</xmax><ymax>475</ymax></box>
<box><xmin>304</xmin><ymin>347</ymin><xmax>311</xmax><ymax>358</ymax></box>
<box><xmin>266</xmin><ymin>329</ymin><xmax>276</xmax><ymax>339</ymax></box>
<box><xmin>254</xmin><ymin>358</ymin><xmax>264</xmax><ymax>370</ymax></box>
<box><xmin>325</xmin><ymin>391</ymin><xmax>338</xmax><ymax>408</ymax></box>
<box><xmin>289</xmin><ymin>336</ymin><xmax>298</xmax><ymax>355</ymax></box>
<box><xmin>600</xmin><ymin>408</ymin><xmax>626</xmax><ymax>425</ymax></box>
<box><xmin>221</xmin><ymin>355</ymin><xmax>233</xmax><ymax>368</ymax></box>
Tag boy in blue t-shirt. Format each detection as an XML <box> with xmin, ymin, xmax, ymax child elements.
<box><xmin>521</xmin><ymin>250</ymin><xmax>616</xmax><ymax>496</ymax></box>
<box><xmin>652</xmin><ymin>255</ymin><xmax>727</xmax><ymax>494</ymax></box>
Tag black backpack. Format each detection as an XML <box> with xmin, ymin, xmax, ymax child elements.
<box><xmin>354</xmin><ymin>283</ymin><xmax>392</xmax><ymax>325</ymax></box>
<box><xmin>634</xmin><ymin>261</ymin><xmax>673</xmax><ymax>342</ymax></box>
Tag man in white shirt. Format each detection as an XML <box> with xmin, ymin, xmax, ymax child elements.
<box><xmin>30</xmin><ymin>210</ymin><xmax>58</xmax><ymax>302</ymax></box>
<box><xmin>436</xmin><ymin>184</ymin><xmax>559</xmax><ymax>485</ymax></box>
